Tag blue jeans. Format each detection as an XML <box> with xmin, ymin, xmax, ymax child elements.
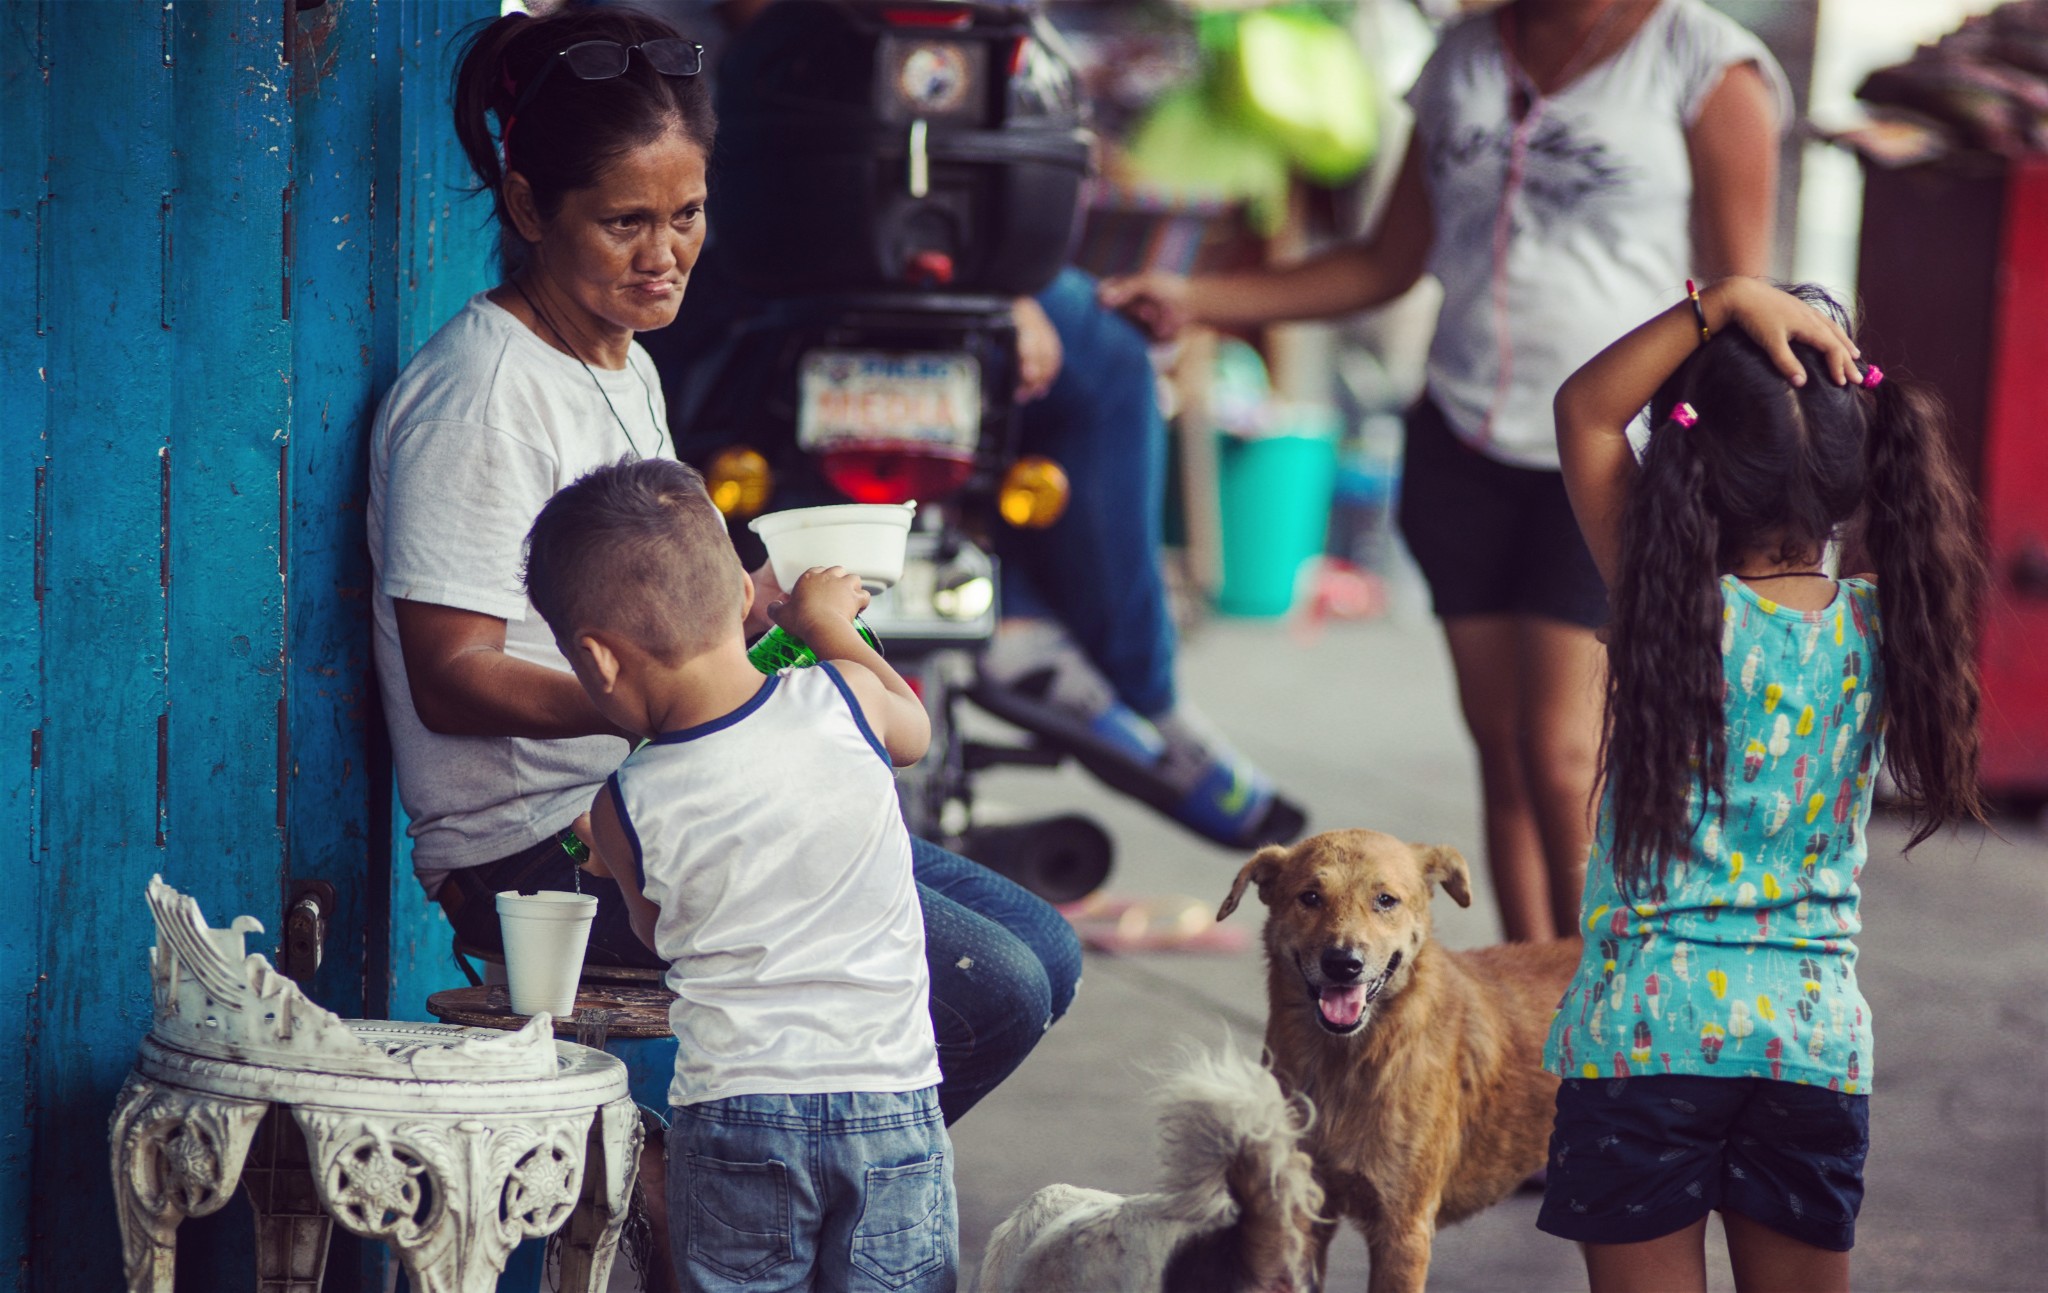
<box><xmin>912</xmin><ymin>837</ymin><xmax>1081</xmax><ymax>1123</ymax></box>
<box><xmin>1001</xmin><ymin>268</ymin><xmax>1178</xmax><ymax>718</ymax></box>
<box><xmin>668</xmin><ymin>1088</ymin><xmax>956</xmax><ymax>1293</ymax></box>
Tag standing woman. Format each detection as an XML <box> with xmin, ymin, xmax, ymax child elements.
<box><xmin>1104</xmin><ymin>0</ymin><xmax>1788</xmax><ymax>943</ymax></box>
<box><xmin>367</xmin><ymin>6</ymin><xmax>1078</xmax><ymax>1126</ymax></box>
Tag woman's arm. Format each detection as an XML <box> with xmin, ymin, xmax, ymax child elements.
<box><xmin>1687</xmin><ymin>62</ymin><xmax>1781</xmax><ymax>280</ymax></box>
<box><xmin>394</xmin><ymin>599</ymin><xmax>630</xmax><ymax>739</ymax></box>
<box><xmin>1553</xmin><ymin>278</ymin><xmax>1861</xmax><ymax>587</ymax></box>
<box><xmin>1098</xmin><ymin>142</ymin><xmax>1433</xmax><ymax>339</ymax></box>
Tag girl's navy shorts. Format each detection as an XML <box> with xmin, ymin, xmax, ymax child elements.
<box><xmin>1537</xmin><ymin>1074</ymin><xmax>1869</xmax><ymax>1252</ymax></box>
<box><xmin>1396</xmin><ymin>396</ymin><xmax>1610</xmax><ymax>630</ymax></box>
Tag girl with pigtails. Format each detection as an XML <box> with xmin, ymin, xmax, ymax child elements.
<box><xmin>1534</xmin><ymin>276</ymin><xmax>1986</xmax><ymax>1292</ymax></box>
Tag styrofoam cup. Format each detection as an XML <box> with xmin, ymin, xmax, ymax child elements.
<box><xmin>749</xmin><ymin>502</ymin><xmax>916</xmax><ymax>593</ymax></box>
<box><xmin>495</xmin><ymin>891</ymin><xmax>598</xmax><ymax>1020</ymax></box>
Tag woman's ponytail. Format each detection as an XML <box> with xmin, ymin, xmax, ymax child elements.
<box><xmin>1605</xmin><ymin>421</ymin><xmax>1728</xmax><ymax>895</ymax></box>
<box><xmin>1861</xmin><ymin>377</ymin><xmax>1989</xmax><ymax>844</ymax></box>
<box><xmin>450</xmin><ymin>15</ymin><xmax>529</xmax><ymax>231</ymax></box>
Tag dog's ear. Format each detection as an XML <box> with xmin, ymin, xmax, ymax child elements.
<box><xmin>1218</xmin><ymin>846</ymin><xmax>1289</xmax><ymax>921</ymax></box>
<box><xmin>1414</xmin><ymin>843</ymin><xmax>1473</xmax><ymax>908</ymax></box>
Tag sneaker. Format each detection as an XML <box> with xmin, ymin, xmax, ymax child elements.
<box><xmin>1153</xmin><ymin>707</ymin><xmax>1309</xmax><ymax>849</ymax></box>
<box><xmin>979</xmin><ymin>620</ymin><xmax>1164</xmax><ymax>766</ymax></box>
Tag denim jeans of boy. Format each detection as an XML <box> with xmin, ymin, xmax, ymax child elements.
<box><xmin>668</xmin><ymin>1088</ymin><xmax>956</xmax><ymax>1293</ymax></box>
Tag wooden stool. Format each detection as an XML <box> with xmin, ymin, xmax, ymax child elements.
<box><xmin>451</xmin><ymin>937</ymin><xmax>667</xmax><ymax>989</ymax></box>
<box><xmin>111</xmin><ymin>879</ymin><xmax>639</xmax><ymax>1293</ymax></box>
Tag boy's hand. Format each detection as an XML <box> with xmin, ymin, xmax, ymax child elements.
<box><xmin>771</xmin><ymin>566</ymin><xmax>870</xmax><ymax>651</ymax></box>
<box><xmin>1709</xmin><ymin>278</ymin><xmax>1861</xmax><ymax>388</ymax></box>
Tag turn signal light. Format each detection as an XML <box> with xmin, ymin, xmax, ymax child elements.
<box><xmin>706</xmin><ymin>447</ymin><xmax>773</xmax><ymax>519</ymax></box>
<box><xmin>998</xmin><ymin>456</ymin><xmax>1070</xmax><ymax>528</ymax></box>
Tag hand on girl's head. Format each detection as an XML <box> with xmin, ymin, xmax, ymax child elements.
<box><xmin>1719</xmin><ymin>279</ymin><xmax>1861</xmax><ymax>389</ymax></box>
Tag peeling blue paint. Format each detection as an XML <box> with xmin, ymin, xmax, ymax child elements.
<box><xmin>1</xmin><ymin>0</ymin><xmax>496</xmax><ymax>1284</ymax></box>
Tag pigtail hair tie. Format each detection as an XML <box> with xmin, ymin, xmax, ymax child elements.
<box><xmin>1671</xmin><ymin>402</ymin><xmax>1699</xmax><ymax>428</ymax></box>
<box><xmin>1861</xmin><ymin>364</ymin><xmax>1884</xmax><ymax>390</ymax></box>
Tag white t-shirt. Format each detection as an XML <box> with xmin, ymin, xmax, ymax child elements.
<box><xmin>608</xmin><ymin>665</ymin><xmax>941</xmax><ymax>1107</ymax></box>
<box><xmin>1410</xmin><ymin>0</ymin><xmax>1790</xmax><ymax>469</ymax></box>
<box><xmin>367</xmin><ymin>293</ymin><xmax>672</xmax><ymax>884</ymax></box>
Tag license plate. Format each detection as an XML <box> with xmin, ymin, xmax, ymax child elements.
<box><xmin>797</xmin><ymin>351</ymin><xmax>981</xmax><ymax>452</ymax></box>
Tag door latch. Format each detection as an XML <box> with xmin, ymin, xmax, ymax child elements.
<box><xmin>281</xmin><ymin>879</ymin><xmax>336</xmax><ymax>983</ymax></box>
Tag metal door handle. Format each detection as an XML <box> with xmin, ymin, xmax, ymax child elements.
<box><xmin>281</xmin><ymin>879</ymin><xmax>335</xmax><ymax>982</ymax></box>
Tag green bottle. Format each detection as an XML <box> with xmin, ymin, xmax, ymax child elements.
<box><xmin>747</xmin><ymin>616</ymin><xmax>882</xmax><ymax>674</ymax></box>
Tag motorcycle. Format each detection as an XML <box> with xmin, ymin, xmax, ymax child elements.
<box><xmin>665</xmin><ymin>0</ymin><xmax>1118</xmax><ymax>901</ymax></box>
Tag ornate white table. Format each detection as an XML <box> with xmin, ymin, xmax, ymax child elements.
<box><xmin>109</xmin><ymin>878</ymin><xmax>640</xmax><ymax>1293</ymax></box>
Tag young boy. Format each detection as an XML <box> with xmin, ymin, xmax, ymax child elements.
<box><xmin>523</xmin><ymin>457</ymin><xmax>955</xmax><ymax>1292</ymax></box>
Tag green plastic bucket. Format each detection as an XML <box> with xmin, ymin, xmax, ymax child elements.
<box><xmin>1215</xmin><ymin>409</ymin><xmax>1339</xmax><ymax>617</ymax></box>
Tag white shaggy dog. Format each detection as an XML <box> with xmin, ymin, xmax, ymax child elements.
<box><xmin>977</xmin><ymin>1047</ymin><xmax>1325</xmax><ymax>1293</ymax></box>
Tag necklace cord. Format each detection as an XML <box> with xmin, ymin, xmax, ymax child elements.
<box><xmin>510</xmin><ymin>276</ymin><xmax>666</xmax><ymax>460</ymax></box>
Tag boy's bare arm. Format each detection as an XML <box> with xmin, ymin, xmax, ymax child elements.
<box><xmin>826</xmin><ymin>658</ymin><xmax>931</xmax><ymax>767</ymax></box>
<box><xmin>588</xmin><ymin>784</ymin><xmax>661</xmax><ymax>955</ymax></box>
<box><xmin>772</xmin><ymin>566</ymin><xmax>931</xmax><ymax>765</ymax></box>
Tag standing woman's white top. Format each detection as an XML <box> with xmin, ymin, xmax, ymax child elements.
<box><xmin>1411</xmin><ymin>0</ymin><xmax>1791</xmax><ymax>469</ymax></box>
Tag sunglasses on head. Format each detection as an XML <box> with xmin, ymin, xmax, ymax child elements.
<box><xmin>508</xmin><ymin>38</ymin><xmax>705</xmax><ymax>122</ymax></box>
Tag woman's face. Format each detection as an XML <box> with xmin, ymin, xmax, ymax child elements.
<box><xmin>513</xmin><ymin>129</ymin><xmax>709</xmax><ymax>342</ymax></box>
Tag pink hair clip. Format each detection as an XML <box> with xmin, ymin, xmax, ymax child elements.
<box><xmin>1671</xmin><ymin>402</ymin><xmax>1699</xmax><ymax>428</ymax></box>
<box><xmin>1861</xmin><ymin>364</ymin><xmax>1884</xmax><ymax>390</ymax></box>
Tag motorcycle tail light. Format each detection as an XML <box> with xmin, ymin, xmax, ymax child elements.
<box><xmin>820</xmin><ymin>444</ymin><xmax>976</xmax><ymax>505</ymax></box>
<box><xmin>883</xmin><ymin>7</ymin><xmax>972</xmax><ymax>29</ymax></box>
<box><xmin>998</xmin><ymin>455</ymin><xmax>1069</xmax><ymax>528</ymax></box>
<box><xmin>707</xmin><ymin>447</ymin><xmax>774</xmax><ymax>519</ymax></box>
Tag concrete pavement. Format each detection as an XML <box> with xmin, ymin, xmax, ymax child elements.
<box><xmin>948</xmin><ymin>602</ymin><xmax>2048</xmax><ymax>1292</ymax></box>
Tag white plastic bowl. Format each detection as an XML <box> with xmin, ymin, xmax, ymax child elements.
<box><xmin>749</xmin><ymin>502</ymin><xmax>917</xmax><ymax>593</ymax></box>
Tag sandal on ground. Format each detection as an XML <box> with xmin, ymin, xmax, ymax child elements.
<box><xmin>1059</xmin><ymin>893</ymin><xmax>1250</xmax><ymax>956</ymax></box>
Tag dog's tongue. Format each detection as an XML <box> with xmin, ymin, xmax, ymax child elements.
<box><xmin>1319</xmin><ymin>984</ymin><xmax>1366</xmax><ymax>1028</ymax></box>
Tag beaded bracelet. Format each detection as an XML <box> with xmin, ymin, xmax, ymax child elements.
<box><xmin>1685</xmin><ymin>279</ymin><xmax>1711</xmax><ymax>344</ymax></box>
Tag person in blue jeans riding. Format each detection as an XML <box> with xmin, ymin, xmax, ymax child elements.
<box><xmin>528</xmin><ymin>456</ymin><xmax>955</xmax><ymax>1293</ymax></box>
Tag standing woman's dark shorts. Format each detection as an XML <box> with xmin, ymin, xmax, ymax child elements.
<box><xmin>1396</xmin><ymin>395</ymin><xmax>1610</xmax><ymax>629</ymax></box>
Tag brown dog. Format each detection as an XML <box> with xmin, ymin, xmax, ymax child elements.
<box><xmin>1218</xmin><ymin>829</ymin><xmax>1582</xmax><ymax>1293</ymax></box>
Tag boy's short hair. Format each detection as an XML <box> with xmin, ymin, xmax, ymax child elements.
<box><xmin>525</xmin><ymin>457</ymin><xmax>745</xmax><ymax>663</ymax></box>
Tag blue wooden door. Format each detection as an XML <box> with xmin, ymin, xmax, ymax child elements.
<box><xmin>0</xmin><ymin>0</ymin><xmax>492</xmax><ymax>1284</ymax></box>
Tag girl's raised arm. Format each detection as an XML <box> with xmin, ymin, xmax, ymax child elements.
<box><xmin>1552</xmin><ymin>277</ymin><xmax>1860</xmax><ymax>587</ymax></box>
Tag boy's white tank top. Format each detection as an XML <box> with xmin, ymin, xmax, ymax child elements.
<box><xmin>608</xmin><ymin>666</ymin><xmax>939</xmax><ymax>1108</ymax></box>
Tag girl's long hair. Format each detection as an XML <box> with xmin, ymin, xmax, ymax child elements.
<box><xmin>1603</xmin><ymin>285</ymin><xmax>1987</xmax><ymax>893</ymax></box>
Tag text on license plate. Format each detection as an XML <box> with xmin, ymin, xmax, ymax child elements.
<box><xmin>798</xmin><ymin>351</ymin><xmax>981</xmax><ymax>450</ymax></box>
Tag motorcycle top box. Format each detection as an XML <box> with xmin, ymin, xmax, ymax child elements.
<box><xmin>713</xmin><ymin>0</ymin><xmax>1093</xmax><ymax>297</ymax></box>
